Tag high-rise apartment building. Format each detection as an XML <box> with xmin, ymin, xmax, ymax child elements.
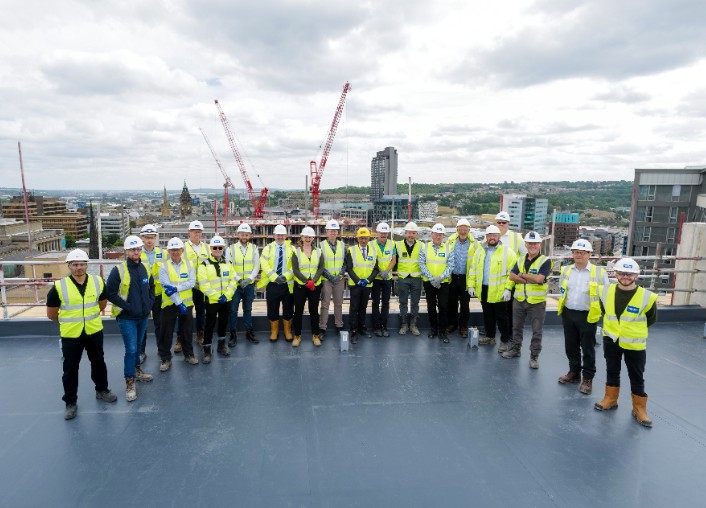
<box><xmin>501</xmin><ymin>194</ymin><xmax>548</xmax><ymax>234</ymax></box>
<box><xmin>370</xmin><ymin>147</ymin><xmax>398</xmax><ymax>201</ymax></box>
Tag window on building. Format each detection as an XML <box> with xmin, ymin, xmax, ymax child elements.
<box><xmin>644</xmin><ymin>206</ymin><xmax>653</xmax><ymax>222</ymax></box>
<box><xmin>666</xmin><ymin>227</ymin><xmax>676</xmax><ymax>243</ymax></box>
<box><xmin>641</xmin><ymin>246</ymin><xmax>650</xmax><ymax>256</ymax></box>
<box><xmin>672</xmin><ymin>185</ymin><xmax>681</xmax><ymax>201</ymax></box>
<box><xmin>669</xmin><ymin>207</ymin><xmax>678</xmax><ymax>223</ymax></box>
<box><xmin>638</xmin><ymin>185</ymin><xmax>656</xmax><ymax>201</ymax></box>
<box><xmin>642</xmin><ymin>227</ymin><xmax>651</xmax><ymax>242</ymax></box>
<box><xmin>664</xmin><ymin>246</ymin><xmax>674</xmax><ymax>265</ymax></box>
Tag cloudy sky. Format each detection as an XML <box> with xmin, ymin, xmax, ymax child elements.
<box><xmin>1</xmin><ymin>0</ymin><xmax>706</xmax><ymax>192</ymax></box>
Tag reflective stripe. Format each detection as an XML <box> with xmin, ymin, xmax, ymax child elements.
<box><xmin>111</xmin><ymin>262</ymin><xmax>131</xmax><ymax>317</ymax></box>
<box><xmin>373</xmin><ymin>239</ymin><xmax>394</xmax><ymax>278</ymax></box>
<box><xmin>321</xmin><ymin>240</ymin><xmax>345</xmax><ymax>273</ymax></box>
<box><xmin>395</xmin><ymin>240</ymin><xmax>421</xmax><ymax>278</ymax></box>
<box><xmin>601</xmin><ymin>285</ymin><xmax>656</xmax><ymax>349</ymax></box>
<box><xmin>348</xmin><ymin>245</ymin><xmax>377</xmax><ymax>286</ymax></box>
<box><xmin>56</xmin><ymin>275</ymin><xmax>103</xmax><ymax>337</ymax></box>
<box><xmin>229</xmin><ymin>243</ymin><xmax>256</xmax><ymax>279</ymax></box>
<box><xmin>422</xmin><ymin>242</ymin><xmax>450</xmax><ymax>282</ymax></box>
<box><xmin>294</xmin><ymin>247</ymin><xmax>321</xmax><ymax>285</ymax></box>
<box><xmin>162</xmin><ymin>259</ymin><xmax>194</xmax><ymax>308</ymax></box>
<box><xmin>513</xmin><ymin>255</ymin><xmax>549</xmax><ymax>304</ymax></box>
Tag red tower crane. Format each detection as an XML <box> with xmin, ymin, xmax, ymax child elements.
<box><xmin>199</xmin><ymin>127</ymin><xmax>234</xmax><ymax>218</ymax></box>
<box><xmin>310</xmin><ymin>81</ymin><xmax>351</xmax><ymax>218</ymax></box>
<box><xmin>214</xmin><ymin>99</ymin><xmax>268</xmax><ymax>218</ymax></box>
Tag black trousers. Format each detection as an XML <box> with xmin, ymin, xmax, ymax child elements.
<box><xmin>61</xmin><ymin>331</ymin><xmax>109</xmax><ymax>405</ymax></box>
<box><xmin>448</xmin><ymin>274</ymin><xmax>470</xmax><ymax>329</ymax></box>
<box><xmin>159</xmin><ymin>304</ymin><xmax>194</xmax><ymax>360</ymax></box>
<box><xmin>479</xmin><ymin>285</ymin><xmax>511</xmax><ymax>343</ymax></box>
<box><xmin>204</xmin><ymin>300</ymin><xmax>230</xmax><ymax>346</ymax></box>
<box><xmin>423</xmin><ymin>281</ymin><xmax>449</xmax><ymax>332</ymax></box>
<box><xmin>371</xmin><ymin>279</ymin><xmax>392</xmax><ymax>329</ymax></box>
<box><xmin>603</xmin><ymin>337</ymin><xmax>647</xmax><ymax>396</ymax></box>
<box><xmin>293</xmin><ymin>283</ymin><xmax>322</xmax><ymax>335</ymax></box>
<box><xmin>266</xmin><ymin>282</ymin><xmax>294</xmax><ymax>321</ymax></box>
<box><xmin>349</xmin><ymin>284</ymin><xmax>372</xmax><ymax>332</ymax></box>
<box><xmin>193</xmin><ymin>288</ymin><xmax>206</xmax><ymax>332</ymax></box>
<box><xmin>141</xmin><ymin>295</ymin><xmax>162</xmax><ymax>355</ymax></box>
<box><xmin>562</xmin><ymin>309</ymin><xmax>597</xmax><ymax>379</ymax></box>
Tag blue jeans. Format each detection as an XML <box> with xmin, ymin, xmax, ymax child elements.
<box><xmin>230</xmin><ymin>284</ymin><xmax>255</xmax><ymax>331</ymax></box>
<box><xmin>117</xmin><ymin>317</ymin><xmax>148</xmax><ymax>379</ymax></box>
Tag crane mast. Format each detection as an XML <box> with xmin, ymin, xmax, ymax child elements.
<box><xmin>199</xmin><ymin>127</ymin><xmax>234</xmax><ymax>217</ymax></box>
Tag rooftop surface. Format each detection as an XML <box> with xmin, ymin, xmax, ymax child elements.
<box><xmin>2</xmin><ymin>318</ymin><xmax>705</xmax><ymax>507</ymax></box>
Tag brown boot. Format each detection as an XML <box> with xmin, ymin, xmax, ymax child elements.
<box><xmin>631</xmin><ymin>393</ymin><xmax>653</xmax><ymax>428</ymax></box>
<box><xmin>579</xmin><ymin>377</ymin><xmax>593</xmax><ymax>395</ymax></box>
<box><xmin>269</xmin><ymin>320</ymin><xmax>279</xmax><ymax>341</ymax></box>
<box><xmin>594</xmin><ymin>385</ymin><xmax>620</xmax><ymax>411</ymax></box>
<box><xmin>558</xmin><ymin>371</ymin><xmax>580</xmax><ymax>384</ymax></box>
<box><xmin>173</xmin><ymin>340</ymin><xmax>182</xmax><ymax>353</ymax></box>
<box><xmin>292</xmin><ymin>335</ymin><xmax>302</xmax><ymax>348</ymax></box>
<box><xmin>196</xmin><ymin>330</ymin><xmax>205</xmax><ymax>346</ymax></box>
<box><xmin>283</xmin><ymin>319</ymin><xmax>293</xmax><ymax>341</ymax></box>
<box><xmin>312</xmin><ymin>334</ymin><xmax>321</xmax><ymax>347</ymax></box>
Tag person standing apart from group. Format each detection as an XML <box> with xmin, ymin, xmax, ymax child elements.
<box><xmin>345</xmin><ymin>227</ymin><xmax>379</xmax><ymax>343</ymax></box>
<box><xmin>318</xmin><ymin>219</ymin><xmax>346</xmax><ymax>338</ymax></box>
<box><xmin>258</xmin><ymin>224</ymin><xmax>295</xmax><ymax>342</ymax></box>
<box><xmin>138</xmin><ymin>224</ymin><xmax>163</xmax><ymax>364</ymax></box>
<box><xmin>183</xmin><ymin>220</ymin><xmax>209</xmax><ymax>350</ymax></box>
<box><xmin>226</xmin><ymin>223</ymin><xmax>259</xmax><ymax>346</ymax></box>
<box><xmin>47</xmin><ymin>250</ymin><xmax>117</xmax><ymax>420</ymax></box>
<box><xmin>420</xmin><ymin>223</ymin><xmax>454</xmax><ymax>343</ymax></box>
<box><xmin>395</xmin><ymin>222</ymin><xmax>422</xmax><ymax>336</ymax></box>
<box><xmin>446</xmin><ymin>218</ymin><xmax>477</xmax><ymax>339</ymax></box>
<box><xmin>291</xmin><ymin>227</ymin><xmax>325</xmax><ymax>347</ymax></box>
<box><xmin>371</xmin><ymin>222</ymin><xmax>396</xmax><ymax>337</ymax></box>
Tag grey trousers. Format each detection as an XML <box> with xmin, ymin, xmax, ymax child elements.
<box><xmin>319</xmin><ymin>278</ymin><xmax>345</xmax><ymax>330</ymax></box>
<box><xmin>511</xmin><ymin>299</ymin><xmax>546</xmax><ymax>355</ymax></box>
<box><xmin>397</xmin><ymin>277</ymin><xmax>422</xmax><ymax>318</ymax></box>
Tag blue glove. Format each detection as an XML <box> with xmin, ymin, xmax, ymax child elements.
<box><xmin>164</xmin><ymin>285</ymin><xmax>177</xmax><ymax>296</ymax></box>
<box><xmin>178</xmin><ymin>303</ymin><xmax>188</xmax><ymax>315</ymax></box>
<box><xmin>358</xmin><ymin>279</ymin><xmax>368</xmax><ymax>287</ymax></box>
<box><xmin>218</xmin><ymin>295</ymin><xmax>227</xmax><ymax>304</ymax></box>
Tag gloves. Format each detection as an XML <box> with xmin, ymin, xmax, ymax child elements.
<box><xmin>218</xmin><ymin>295</ymin><xmax>227</xmax><ymax>304</ymax></box>
<box><xmin>164</xmin><ymin>285</ymin><xmax>177</xmax><ymax>297</ymax></box>
<box><xmin>379</xmin><ymin>271</ymin><xmax>389</xmax><ymax>280</ymax></box>
<box><xmin>305</xmin><ymin>280</ymin><xmax>316</xmax><ymax>291</ymax></box>
<box><xmin>275</xmin><ymin>275</ymin><xmax>287</xmax><ymax>284</ymax></box>
<box><xmin>178</xmin><ymin>303</ymin><xmax>188</xmax><ymax>315</ymax></box>
<box><xmin>502</xmin><ymin>289</ymin><xmax>512</xmax><ymax>302</ymax></box>
<box><xmin>240</xmin><ymin>278</ymin><xmax>251</xmax><ymax>288</ymax></box>
<box><xmin>468</xmin><ymin>287</ymin><xmax>476</xmax><ymax>298</ymax></box>
<box><xmin>433</xmin><ymin>276</ymin><xmax>443</xmax><ymax>287</ymax></box>
<box><xmin>357</xmin><ymin>279</ymin><xmax>369</xmax><ymax>287</ymax></box>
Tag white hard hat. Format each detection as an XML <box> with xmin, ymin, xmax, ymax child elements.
<box><xmin>167</xmin><ymin>237</ymin><xmax>184</xmax><ymax>250</ymax></box>
<box><xmin>236</xmin><ymin>223</ymin><xmax>252</xmax><ymax>234</ymax></box>
<box><xmin>301</xmin><ymin>226</ymin><xmax>316</xmax><ymax>237</ymax></box>
<box><xmin>431</xmin><ymin>223</ymin><xmax>445</xmax><ymax>234</ymax></box>
<box><xmin>209</xmin><ymin>235</ymin><xmax>226</xmax><ymax>247</ymax></box>
<box><xmin>495</xmin><ymin>211</ymin><xmax>511</xmax><ymax>221</ymax></box>
<box><xmin>376</xmin><ymin>222</ymin><xmax>391</xmax><ymax>233</ymax></box>
<box><xmin>66</xmin><ymin>249</ymin><xmax>89</xmax><ymax>263</ymax></box>
<box><xmin>140</xmin><ymin>224</ymin><xmax>158</xmax><ymax>235</ymax></box>
<box><xmin>524</xmin><ymin>231</ymin><xmax>542</xmax><ymax>243</ymax></box>
<box><xmin>325</xmin><ymin>219</ymin><xmax>340</xmax><ymax>230</ymax></box>
<box><xmin>485</xmin><ymin>225</ymin><xmax>501</xmax><ymax>235</ymax></box>
<box><xmin>615</xmin><ymin>258</ymin><xmax>640</xmax><ymax>275</ymax></box>
<box><xmin>123</xmin><ymin>235</ymin><xmax>144</xmax><ymax>249</ymax></box>
<box><xmin>274</xmin><ymin>224</ymin><xmax>287</xmax><ymax>235</ymax></box>
<box><xmin>404</xmin><ymin>222</ymin><xmax>419</xmax><ymax>232</ymax></box>
<box><xmin>571</xmin><ymin>239</ymin><xmax>593</xmax><ymax>252</ymax></box>
<box><xmin>456</xmin><ymin>218</ymin><xmax>471</xmax><ymax>228</ymax></box>
<box><xmin>188</xmin><ymin>220</ymin><xmax>204</xmax><ymax>231</ymax></box>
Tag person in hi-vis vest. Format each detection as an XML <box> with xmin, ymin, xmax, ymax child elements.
<box><xmin>344</xmin><ymin>227</ymin><xmax>379</xmax><ymax>344</ymax></box>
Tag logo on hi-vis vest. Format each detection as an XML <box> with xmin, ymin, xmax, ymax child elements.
<box><xmin>384</xmin><ymin>250</ymin><xmax>391</xmax><ymax>255</ymax></box>
<box><xmin>223</xmin><ymin>271</ymin><xmax>229</xmax><ymax>276</ymax></box>
<box><xmin>627</xmin><ymin>305</ymin><xmax>639</xmax><ymax>314</ymax></box>
<box><xmin>367</xmin><ymin>256</ymin><xmax>373</xmax><ymax>261</ymax></box>
<box><xmin>156</xmin><ymin>253</ymin><xmax>163</xmax><ymax>259</ymax></box>
<box><xmin>529</xmin><ymin>269</ymin><xmax>538</xmax><ymax>274</ymax></box>
<box><xmin>180</xmin><ymin>273</ymin><xmax>188</xmax><ymax>279</ymax></box>
<box><xmin>402</xmin><ymin>253</ymin><xmax>408</xmax><ymax>257</ymax></box>
<box><xmin>560</xmin><ymin>287</ymin><xmax>565</xmax><ymax>294</ymax></box>
<box><xmin>142</xmin><ymin>278</ymin><xmax>149</xmax><ymax>284</ymax></box>
<box><xmin>439</xmin><ymin>253</ymin><xmax>445</xmax><ymax>258</ymax></box>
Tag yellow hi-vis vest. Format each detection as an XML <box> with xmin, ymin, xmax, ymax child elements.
<box><xmin>111</xmin><ymin>261</ymin><xmax>131</xmax><ymax>317</ymax></box>
<box><xmin>557</xmin><ymin>263</ymin><xmax>607</xmax><ymax>323</ymax></box>
<box><xmin>141</xmin><ymin>247</ymin><xmax>164</xmax><ymax>296</ymax></box>
<box><xmin>503</xmin><ymin>230</ymin><xmax>524</xmax><ymax>256</ymax></box>
<box><xmin>185</xmin><ymin>240</ymin><xmax>209</xmax><ymax>278</ymax></box>
<box><xmin>446</xmin><ymin>233</ymin><xmax>478</xmax><ymax>276</ymax></box>
<box><xmin>293</xmin><ymin>247</ymin><xmax>322</xmax><ymax>286</ymax></box>
<box><xmin>228</xmin><ymin>242</ymin><xmax>257</xmax><ymax>281</ymax></box>
<box><xmin>373</xmin><ymin>239</ymin><xmax>395</xmax><ymax>280</ymax></box>
<box><xmin>319</xmin><ymin>240</ymin><xmax>345</xmax><ymax>281</ymax></box>
<box><xmin>55</xmin><ymin>275</ymin><xmax>104</xmax><ymax>338</ymax></box>
<box><xmin>507</xmin><ymin>254</ymin><xmax>551</xmax><ymax>304</ymax></box>
<box><xmin>467</xmin><ymin>244</ymin><xmax>517</xmax><ymax>304</ymax></box>
<box><xmin>601</xmin><ymin>285</ymin><xmax>657</xmax><ymax>351</ymax></box>
<box><xmin>257</xmin><ymin>241</ymin><xmax>294</xmax><ymax>293</ymax></box>
<box><xmin>395</xmin><ymin>240</ymin><xmax>421</xmax><ymax>278</ymax></box>
<box><xmin>422</xmin><ymin>242</ymin><xmax>451</xmax><ymax>283</ymax></box>
<box><xmin>197</xmin><ymin>257</ymin><xmax>235</xmax><ymax>304</ymax></box>
<box><xmin>348</xmin><ymin>245</ymin><xmax>377</xmax><ymax>286</ymax></box>
<box><xmin>161</xmin><ymin>259</ymin><xmax>194</xmax><ymax>308</ymax></box>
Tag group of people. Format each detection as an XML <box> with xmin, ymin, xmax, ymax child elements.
<box><xmin>48</xmin><ymin>214</ymin><xmax>657</xmax><ymax>428</ymax></box>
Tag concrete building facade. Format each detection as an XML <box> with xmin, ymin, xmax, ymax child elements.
<box><xmin>370</xmin><ymin>147</ymin><xmax>398</xmax><ymax>201</ymax></box>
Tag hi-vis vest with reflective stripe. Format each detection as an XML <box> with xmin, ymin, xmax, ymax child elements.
<box><xmin>141</xmin><ymin>247</ymin><xmax>164</xmax><ymax>296</ymax></box>
<box><xmin>557</xmin><ymin>263</ymin><xmax>606</xmax><ymax>323</ymax></box>
<box><xmin>161</xmin><ymin>259</ymin><xmax>194</xmax><ymax>308</ymax></box>
<box><xmin>294</xmin><ymin>247</ymin><xmax>322</xmax><ymax>286</ymax></box>
<box><xmin>373</xmin><ymin>239</ymin><xmax>394</xmax><ymax>279</ymax></box>
<box><xmin>467</xmin><ymin>244</ymin><xmax>517</xmax><ymax>304</ymax></box>
<box><xmin>446</xmin><ymin>233</ymin><xmax>478</xmax><ymax>276</ymax></box>
<box><xmin>422</xmin><ymin>242</ymin><xmax>450</xmax><ymax>283</ymax></box>
<box><xmin>55</xmin><ymin>275</ymin><xmax>104</xmax><ymax>338</ymax></box>
<box><xmin>198</xmin><ymin>257</ymin><xmax>235</xmax><ymax>304</ymax></box>
<box><xmin>509</xmin><ymin>255</ymin><xmax>551</xmax><ymax>304</ymax></box>
<box><xmin>320</xmin><ymin>240</ymin><xmax>345</xmax><ymax>276</ymax></box>
<box><xmin>228</xmin><ymin>242</ymin><xmax>257</xmax><ymax>280</ymax></box>
<box><xmin>502</xmin><ymin>230</ymin><xmax>524</xmax><ymax>256</ymax></box>
<box><xmin>257</xmin><ymin>241</ymin><xmax>294</xmax><ymax>292</ymax></box>
<box><xmin>601</xmin><ymin>285</ymin><xmax>657</xmax><ymax>350</ymax></box>
<box><xmin>395</xmin><ymin>240</ymin><xmax>421</xmax><ymax>278</ymax></box>
<box><xmin>185</xmin><ymin>241</ymin><xmax>209</xmax><ymax>277</ymax></box>
<box><xmin>348</xmin><ymin>245</ymin><xmax>377</xmax><ymax>286</ymax></box>
<box><xmin>111</xmin><ymin>262</ymin><xmax>131</xmax><ymax>317</ymax></box>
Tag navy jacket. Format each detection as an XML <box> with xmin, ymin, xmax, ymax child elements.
<box><xmin>106</xmin><ymin>258</ymin><xmax>155</xmax><ymax>320</ymax></box>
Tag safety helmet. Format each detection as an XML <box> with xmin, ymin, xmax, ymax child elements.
<box><xmin>524</xmin><ymin>231</ymin><xmax>542</xmax><ymax>243</ymax></box>
<box><xmin>404</xmin><ymin>222</ymin><xmax>419</xmax><ymax>232</ymax></box>
<box><xmin>495</xmin><ymin>211</ymin><xmax>511</xmax><ymax>222</ymax></box>
<box><xmin>615</xmin><ymin>258</ymin><xmax>640</xmax><ymax>275</ymax></box>
<box><xmin>236</xmin><ymin>223</ymin><xmax>252</xmax><ymax>234</ymax></box>
<box><xmin>431</xmin><ymin>223</ymin><xmax>445</xmax><ymax>234</ymax></box>
<box><xmin>140</xmin><ymin>224</ymin><xmax>158</xmax><ymax>236</ymax></box>
<box><xmin>376</xmin><ymin>222</ymin><xmax>391</xmax><ymax>233</ymax></box>
<box><xmin>485</xmin><ymin>225</ymin><xmax>501</xmax><ymax>235</ymax></box>
<box><xmin>325</xmin><ymin>219</ymin><xmax>340</xmax><ymax>230</ymax></box>
<box><xmin>356</xmin><ymin>227</ymin><xmax>371</xmax><ymax>238</ymax></box>
<box><xmin>123</xmin><ymin>235</ymin><xmax>144</xmax><ymax>249</ymax></box>
<box><xmin>167</xmin><ymin>237</ymin><xmax>184</xmax><ymax>250</ymax></box>
<box><xmin>209</xmin><ymin>235</ymin><xmax>226</xmax><ymax>247</ymax></box>
<box><xmin>456</xmin><ymin>218</ymin><xmax>471</xmax><ymax>228</ymax></box>
<box><xmin>188</xmin><ymin>220</ymin><xmax>204</xmax><ymax>231</ymax></box>
<box><xmin>570</xmin><ymin>239</ymin><xmax>593</xmax><ymax>252</ymax></box>
<box><xmin>301</xmin><ymin>226</ymin><xmax>316</xmax><ymax>237</ymax></box>
<box><xmin>66</xmin><ymin>249</ymin><xmax>89</xmax><ymax>263</ymax></box>
<box><xmin>273</xmin><ymin>224</ymin><xmax>287</xmax><ymax>235</ymax></box>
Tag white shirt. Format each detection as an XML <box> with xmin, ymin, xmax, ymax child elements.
<box><xmin>565</xmin><ymin>262</ymin><xmax>592</xmax><ymax>311</ymax></box>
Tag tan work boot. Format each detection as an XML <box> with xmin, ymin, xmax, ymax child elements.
<box><xmin>135</xmin><ymin>365</ymin><xmax>153</xmax><ymax>382</ymax></box>
<box><xmin>283</xmin><ymin>319</ymin><xmax>294</xmax><ymax>341</ymax></box>
<box><xmin>479</xmin><ymin>336</ymin><xmax>496</xmax><ymax>346</ymax></box>
<box><xmin>558</xmin><ymin>371</ymin><xmax>580</xmax><ymax>384</ymax></box>
<box><xmin>579</xmin><ymin>377</ymin><xmax>593</xmax><ymax>395</ymax></box>
<box><xmin>631</xmin><ymin>393</ymin><xmax>653</xmax><ymax>428</ymax></box>
<box><xmin>173</xmin><ymin>340</ymin><xmax>182</xmax><ymax>353</ymax></box>
<box><xmin>594</xmin><ymin>385</ymin><xmax>620</xmax><ymax>411</ymax></box>
<box><xmin>292</xmin><ymin>335</ymin><xmax>302</xmax><ymax>348</ymax></box>
<box><xmin>125</xmin><ymin>377</ymin><xmax>137</xmax><ymax>402</ymax></box>
<box><xmin>312</xmin><ymin>334</ymin><xmax>321</xmax><ymax>347</ymax></box>
<box><xmin>269</xmin><ymin>320</ymin><xmax>279</xmax><ymax>341</ymax></box>
<box><xmin>409</xmin><ymin>316</ymin><xmax>420</xmax><ymax>336</ymax></box>
<box><xmin>196</xmin><ymin>330</ymin><xmax>205</xmax><ymax>346</ymax></box>
<box><xmin>399</xmin><ymin>315</ymin><xmax>409</xmax><ymax>335</ymax></box>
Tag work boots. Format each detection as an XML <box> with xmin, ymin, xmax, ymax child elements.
<box><xmin>409</xmin><ymin>316</ymin><xmax>421</xmax><ymax>336</ymax></box>
<box><xmin>292</xmin><ymin>335</ymin><xmax>302</xmax><ymax>348</ymax></box>
<box><xmin>501</xmin><ymin>345</ymin><xmax>521</xmax><ymax>359</ymax></box>
<box><xmin>229</xmin><ymin>330</ymin><xmax>237</xmax><ymax>348</ymax></box>
<box><xmin>312</xmin><ymin>334</ymin><xmax>321</xmax><ymax>347</ymax></box>
<box><xmin>479</xmin><ymin>336</ymin><xmax>496</xmax><ymax>346</ymax></box>
<box><xmin>246</xmin><ymin>329</ymin><xmax>259</xmax><ymax>344</ymax></box>
<box><xmin>217</xmin><ymin>338</ymin><xmax>230</xmax><ymax>357</ymax></box>
<box><xmin>579</xmin><ymin>377</ymin><xmax>593</xmax><ymax>395</ymax></box>
<box><xmin>135</xmin><ymin>365</ymin><xmax>153</xmax><ymax>382</ymax></box>
<box><xmin>631</xmin><ymin>393</ymin><xmax>653</xmax><ymax>428</ymax></box>
<box><xmin>558</xmin><ymin>371</ymin><xmax>581</xmax><ymax>384</ymax></box>
<box><xmin>497</xmin><ymin>341</ymin><xmax>509</xmax><ymax>354</ymax></box>
<box><xmin>196</xmin><ymin>330</ymin><xmax>205</xmax><ymax>346</ymax></box>
<box><xmin>382</xmin><ymin>327</ymin><xmax>390</xmax><ymax>337</ymax></box>
<box><xmin>269</xmin><ymin>320</ymin><xmax>279</xmax><ymax>341</ymax></box>
<box><xmin>529</xmin><ymin>354</ymin><xmax>539</xmax><ymax>369</ymax></box>
<box><xmin>374</xmin><ymin>327</ymin><xmax>384</xmax><ymax>337</ymax></box>
<box><xmin>399</xmin><ymin>315</ymin><xmax>409</xmax><ymax>335</ymax></box>
<box><xmin>173</xmin><ymin>340</ymin><xmax>182</xmax><ymax>353</ymax></box>
<box><xmin>594</xmin><ymin>385</ymin><xmax>620</xmax><ymax>411</ymax></box>
<box><xmin>202</xmin><ymin>346</ymin><xmax>212</xmax><ymax>364</ymax></box>
<box><xmin>283</xmin><ymin>319</ymin><xmax>294</xmax><ymax>341</ymax></box>
<box><xmin>64</xmin><ymin>404</ymin><xmax>78</xmax><ymax>420</ymax></box>
<box><xmin>125</xmin><ymin>377</ymin><xmax>137</xmax><ymax>402</ymax></box>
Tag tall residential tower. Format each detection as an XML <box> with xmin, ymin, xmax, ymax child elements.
<box><xmin>370</xmin><ymin>147</ymin><xmax>398</xmax><ymax>201</ymax></box>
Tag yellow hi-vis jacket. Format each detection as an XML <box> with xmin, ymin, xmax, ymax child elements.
<box><xmin>446</xmin><ymin>233</ymin><xmax>478</xmax><ymax>276</ymax></box>
<box><xmin>347</xmin><ymin>245</ymin><xmax>377</xmax><ymax>286</ymax></box>
<box><xmin>557</xmin><ymin>263</ymin><xmax>607</xmax><ymax>323</ymax></box>
<box><xmin>197</xmin><ymin>256</ymin><xmax>235</xmax><ymax>304</ymax></box>
<box><xmin>506</xmin><ymin>254</ymin><xmax>552</xmax><ymax>304</ymax></box>
<box><xmin>185</xmin><ymin>240</ymin><xmax>209</xmax><ymax>278</ymax></box>
<box><xmin>421</xmin><ymin>242</ymin><xmax>451</xmax><ymax>283</ymax></box>
<box><xmin>395</xmin><ymin>240</ymin><xmax>421</xmax><ymax>278</ymax></box>
<box><xmin>319</xmin><ymin>239</ymin><xmax>345</xmax><ymax>282</ymax></box>
<box><xmin>293</xmin><ymin>247</ymin><xmax>322</xmax><ymax>286</ymax></box>
<box><xmin>373</xmin><ymin>239</ymin><xmax>395</xmax><ymax>280</ymax></box>
<box><xmin>110</xmin><ymin>261</ymin><xmax>131</xmax><ymax>317</ymax></box>
<box><xmin>141</xmin><ymin>247</ymin><xmax>164</xmax><ymax>297</ymax></box>
<box><xmin>467</xmin><ymin>244</ymin><xmax>517</xmax><ymax>303</ymax></box>
<box><xmin>55</xmin><ymin>275</ymin><xmax>104</xmax><ymax>338</ymax></box>
<box><xmin>503</xmin><ymin>230</ymin><xmax>524</xmax><ymax>257</ymax></box>
<box><xmin>228</xmin><ymin>242</ymin><xmax>258</xmax><ymax>281</ymax></box>
<box><xmin>258</xmin><ymin>241</ymin><xmax>294</xmax><ymax>293</ymax></box>
<box><xmin>161</xmin><ymin>259</ymin><xmax>194</xmax><ymax>308</ymax></box>
<box><xmin>600</xmin><ymin>284</ymin><xmax>657</xmax><ymax>351</ymax></box>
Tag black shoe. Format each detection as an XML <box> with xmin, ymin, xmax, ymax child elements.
<box><xmin>440</xmin><ymin>333</ymin><xmax>450</xmax><ymax>344</ymax></box>
<box><xmin>428</xmin><ymin>329</ymin><xmax>438</xmax><ymax>338</ymax></box>
<box><xmin>246</xmin><ymin>329</ymin><xmax>259</xmax><ymax>344</ymax></box>
<box><xmin>374</xmin><ymin>327</ymin><xmax>383</xmax><ymax>337</ymax></box>
<box><xmin>64</xmin><ymin>403</ymin><xmax>77</xmax><ymax>420</ymax></box>
<box><xmin>229</xmin><ymin>330</ymin><xmax>238</xmax><ymax>348</ymax></box>
<box><xmin>382</xmin><ymin>328</ymin><xmax>390</xmax><ymax>337</ymax></box>
<box><xmin>350</xmin><ymin>331</ymin><xmax>358</xmax><ymax>344</ymax></box>
<box><xmin>361</xmin><ymin>328</ymin><xmax>372</xmax><ymax>338</ymax></box>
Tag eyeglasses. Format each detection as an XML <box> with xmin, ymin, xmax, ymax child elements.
<box><xmin>126</xmin><ymin>248</ymin><xmax>142</xmax><ymax>252</ymax></box>
<box><xmin>496</xmin><ymin>221</ymin><xmax>508</xmax><ymax>225</ymax></box>
<box><xmin>616</xmin><ymin>272</ymin><xmax>636</xmax><ymax>278</ymax></box>
<box><xmin>212</xmin><ymin>246</ymin><xmax>224</xmax><ymax>250</ymax></box>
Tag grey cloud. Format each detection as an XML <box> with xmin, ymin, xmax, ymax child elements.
<box><xmin>592</xmin><ymin>85</ymin><xmax>651</xmax><ymax>104</ymax></box>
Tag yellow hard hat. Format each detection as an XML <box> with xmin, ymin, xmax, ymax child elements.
<box><xmin>356</xmin><ymin>227</ymin><xmax>371</xmax><ymax>238</ymax></box>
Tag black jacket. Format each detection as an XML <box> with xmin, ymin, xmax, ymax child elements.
<box><xmin>107</xmin><ymin>258</ymin><xmax>155</xmax><ymax>319</ymax></box>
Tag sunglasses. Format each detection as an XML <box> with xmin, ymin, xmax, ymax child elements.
<box><xmin>212</xmin><ymin>246</ymin><xmax>224</xmax><ymax>250</ymax></box>
<box><xmin>496</xmin><ymin>221</ymin><xmax>508</xmax><ymax>225</ymax></box>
